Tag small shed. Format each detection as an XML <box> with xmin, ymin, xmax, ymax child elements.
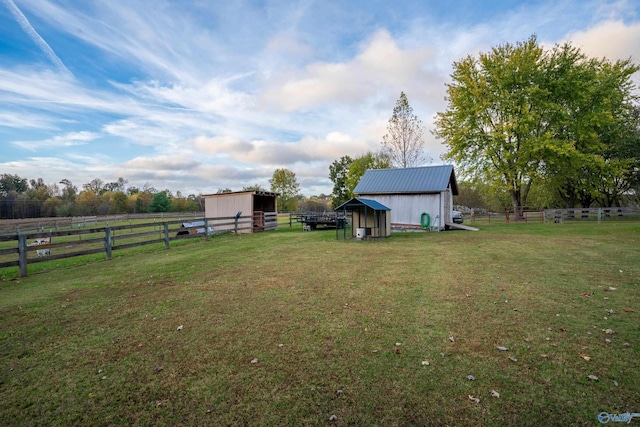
<box><xmin>353</xmin><ymin>165</ymin><xmax>458</xmax><ymax>231</ymax></box>
<box><xmin>202</xmin><ymin>190</ymin><xmax>278</xmax><ymax>233</ymax></box>
<box><xmin>335</xmin><ymin>197</ymin><xmax>391</xmax><ymax>239</ymax></box>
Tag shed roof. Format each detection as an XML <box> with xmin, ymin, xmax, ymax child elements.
<box><xmin>202</xmin><ymin>190</ymin><xmax>279</xmax><ymax>198</ymax></box>
<box><xmin>335</xmin><ymin>197</ymin><xmax>391</xmax><ymax>211</ymax></box>
<box><xmin>353</xmin><ymin>165</ymin><xmax>458</xmax><ymax>195</ymax></box>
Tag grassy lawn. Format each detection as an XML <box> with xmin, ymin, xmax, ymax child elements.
<box><xmin>0</xmin><ymin>222</ymin><xmax>638</xmax><ymax>426</ymax></box>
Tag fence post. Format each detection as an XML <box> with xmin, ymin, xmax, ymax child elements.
<box><xmin>204</xmin><ymin>218</ymin><xmax>210</xmax><ymax>240</ymax></box>
<box><xmin>18</xmin><ymin>234</ymin><xmax>27</xmax><ymax>277</ymax></box>
<box><xmin>104</xmin><ymin>227</ymin><xmax>112</xmax><ymax>260</ymax></box>
<box><xmin>163</xmin><ymin>222</ymin><xmax>170</xmax><ymax>248</ymax></box>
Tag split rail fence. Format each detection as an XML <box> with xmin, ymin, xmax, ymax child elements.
<box><xmin>0</xmin><ymin>213</ymin><xmax>277</xmax><ymax>277</ymax></box>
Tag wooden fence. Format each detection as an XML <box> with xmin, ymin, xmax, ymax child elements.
<box><xmin>0</xmin><ymin>213</ymin><xmax>277</xmax><ymax>277</ymax></box>
<box><xmin>542</xmin><ymin>207</ymin><xmax>639</xmax><ymax>223</ymax></box>
<box><xmin>0</xmin><ymin>212</ymin><xmax>205</xmax><ymax>236</ymax></box>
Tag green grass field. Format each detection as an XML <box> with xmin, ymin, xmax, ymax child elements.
<box><xmin>1</xmin><ymin>222</ymin><xmax>638</xmax><ymax>426</ymax></box>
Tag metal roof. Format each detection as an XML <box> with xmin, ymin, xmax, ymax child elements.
<box><xmin>334</xmin><ymin>197</ymin><xmax>391</xmax><ymax>211</ymax></box>
<box><xmin>353</xmin><ymin>165</ymin><xmax>458</xmax><ymax>195</ymax></box>
<box><xmin>202</xmin><ymin>190</ymin><xmax>280</xmax><ymax>198</ymax></box>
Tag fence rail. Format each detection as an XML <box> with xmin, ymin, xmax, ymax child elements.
<box><xmin>0</xmin><ymin>214</ymin><xmax>268</xmax><ymax>277</ymax></box>
<box><xmin>0</xmin><ymin>212</ymin><xmax>206</xmax><ymax>236</ymax></box>
<box><xmin>543</xmin><ymin>207</ymin><xmax>639</xmax><ymax>223</ymax></box>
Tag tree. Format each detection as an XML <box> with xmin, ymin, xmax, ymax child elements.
<box><xmin>269</xmin><ymin>168</ymin><xmax>300</xmax><ymax>212</ymax></box>
<box><xmin>0</xmin><ymin>174</ymin><xmax>28</xmax><ymax>195</ymax></box>
<box><xmin>103</xmin><ymin>177</ymin><xmax>128</xmax><ymax>193</ymax></box>
<box><xmin>83</xmin><ymin>178</ymin><xmax>105</xmax><ymax>195</ymax></box>
<box><xmin>344</xmin><ymin>152</ymin><xmax>391</xmax><ymax>195</ymax></box>
<box><xmin>75</xmin><ymin>191</ymin><xmax>100</xmax><ymax>215</ymax></box>
<box><xmin>110</xmin><ymin>191</ymin><xmax>130</xmax><ymax>214</ymax></box>
<box><xmin>539</xmin><ymin>45</ymin><xmax>640</xmax><ymax>207</ymax></box>
<box><xmin>148</xmin><ymin>191</ymin><xmax>171</xmax><ymax>212</ymax></box>
<box><xmin>381</xmin><ymin>92</ymin><xmax>430</xmax><ymax>168</ymax></box>
<box><xmin>434</xmin><ymin>35</ymin><xmax>639</xmax><ymax>217</ymax></box>
<box><xmin>329</xmin><ymin>155</ymin><xmax>353</xmax><ymax>209</ymax></box>
<box><xmin>242</xmin><ymin>184</ymin><xmax>266</xmax><ymax>192</ymax></box>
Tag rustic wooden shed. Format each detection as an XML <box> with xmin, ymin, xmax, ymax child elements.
<box><xmin>202</xmin><ymin>190</ymin><xmax>278</xmax><ymax>233</ymax></box>
<box><xmin>335</xmin><ymin>197</ymin><xmax>391</xmax><ymax>239</ymax></box>
<box><xmin>353</xmin><ymin>165</ymin><xmax>458</xmax><ymax>231</ymax></box>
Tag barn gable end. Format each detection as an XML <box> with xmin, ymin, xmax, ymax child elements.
<box><xmin>354</xmin><ymin>165</ymin><xmax>458</xmax><ymax>230</ymax></box>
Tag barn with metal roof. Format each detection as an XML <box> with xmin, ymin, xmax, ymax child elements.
<box><xmin>353</xmin><ymin>165</ymin><xmax>458</xmax><ymax>231</ymax></box>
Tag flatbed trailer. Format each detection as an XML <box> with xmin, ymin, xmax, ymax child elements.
<box><xmin>293</xmin><ymin>212</ymin><xmax>347</xmax><ymax>230</ymax></box>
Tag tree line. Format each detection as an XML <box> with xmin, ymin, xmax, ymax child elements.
<box><xmin>0</xmin><ymin>175</ymin><xmax>205</xmax><ymax>219</ymax></box>
<box><xmin>0</xmin><ymin>168</ymin><xmax>323</xmax><ymax>219</ymax></box>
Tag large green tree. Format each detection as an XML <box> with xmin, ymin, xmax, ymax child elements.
<box><xmin>0</xmin><ymin>174</ymin><xmax>28</xmax><ymax>195</ymax></box>
<box><xmin>329</xmin><ymin>155</ymin><xmax>353</xmax><ymax>209</ymax></box>
<box><xmin>148</xmin><ymin>191</ymin><xmax>171</xmax><ymax>213</ymax></box>
<box><xmin>329</xmin><ymin>152</ymin><xmax>391</xmax><ymax>208</ymax></box>
<box><xmin>269</xmin><ymin>168</ymin><xmax>300</xmax><ymax>212</ymax></box>
<box><xmin>345</xmin><ymin>152</ymin><xmax>391</xmax><ymax>195</ymax></box>
<box><xmin>540</xmin><ymin>45</ymin><xmax>639</xmax><ymax>207</ymax></box>
<box><xmin>435</xmin><ymin>36</ymin><xmax>639</xmax><ymax>215</ymax></box>
<box><xmin>381</xmin><ymin>92</ymin><xmax>429</xmax><ymax>168</ymax></box>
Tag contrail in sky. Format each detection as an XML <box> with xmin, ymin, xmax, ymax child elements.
<box><xmin>2</xmin><ymin>0</ymin><xmax>73</xmax><ymax>78</ymax></box>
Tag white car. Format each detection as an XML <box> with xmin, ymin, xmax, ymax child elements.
<box><xmin>452</xmin><ymin>210</ymin><xmax>463</xmax><ymax>224</ymax></box>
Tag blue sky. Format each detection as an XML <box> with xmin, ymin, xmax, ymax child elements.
<box><xmin>1</xmin><ymin>0</ymin><xmax>639</xmax><ymax>197</ymax></box>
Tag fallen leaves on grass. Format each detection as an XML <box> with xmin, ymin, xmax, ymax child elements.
<box><xmin>467</xmin><ymin>375</ymin><xmax>475</xmax><ymax>381</ymax></box>
<box><xmin>603</xmin><ymin>328</ymin><xmax>615</xmax><ymax>334</ymax></box>
<box><xmin>623</xmin><ymin>307</ymin><xmax>635</xmax><ymax>312</ymax></box>
<box><xmin>496</xmin><ymin>346</ymin><xmax>509</xmax><ymax>351</ymax></box>
<box><xmin>490</xmin><ymin>390</ymin><xmax>500</xmax><ymax>398</ymax></box>
<box><xmin>250</xmin><ymin>358</ymin><xmax>258</xmax><ymax>364</ymax></box>
<box><xmin>176</xmin><ymin>325</ymin><xmax>183</xmax><ymax>331</ymax></box>
<box><xmin>421</xmin><ymin>360</ymin><xmax>430</xmax><ymax>366</ymax></box>
<box><xmin>587</xmin><ymin>375</ymin><xmax>599</xmax><ymax>381</ymax></box>
<box><xmin>579</xmin><ymin>353</ymin><xmax>592</xmax><ymax>361</ymax></box>
<box><xmin>468</xmin><ymin>395</ymin><xmax>480</xmax><ymax>404</ymax></box>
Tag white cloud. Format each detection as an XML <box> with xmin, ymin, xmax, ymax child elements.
<box><xmin>259</xmin><ymin>29</ymin><xmax>434</xmax><ymax>112</ymax></box>
<box><xmin>11</xmin><ymin>131</ymin><xmax>99</xmax><ymax>151</ymax></box>
<box><xmin>564</xmin><ymin>20</ymin><xmax>640</xmax><ymax>62</ymax></box>
<box><xmin>0</xmin><ymin>111</ymin><xmax>58</xmax><ymax>129</ymax></box>
<box><xmin>121</xmin><ymin>154</ymin><xmax>200</xmax><ymax>171</ymax></box>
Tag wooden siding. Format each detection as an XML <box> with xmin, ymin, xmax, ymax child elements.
<box><xmin>204</xmin><ymin>193</ymin><xmax>254</xmax><ymax>233</ymax></box>
<box><xmin>352</xmin><ymin>209</ymin><xmax>391</xmax><ymax>237</ymax></box>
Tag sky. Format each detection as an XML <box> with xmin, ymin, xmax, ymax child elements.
<box><xmin>1</xmin><ymin>0</ymin><xmax>639</xmax><ymax>197</ymax></box>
